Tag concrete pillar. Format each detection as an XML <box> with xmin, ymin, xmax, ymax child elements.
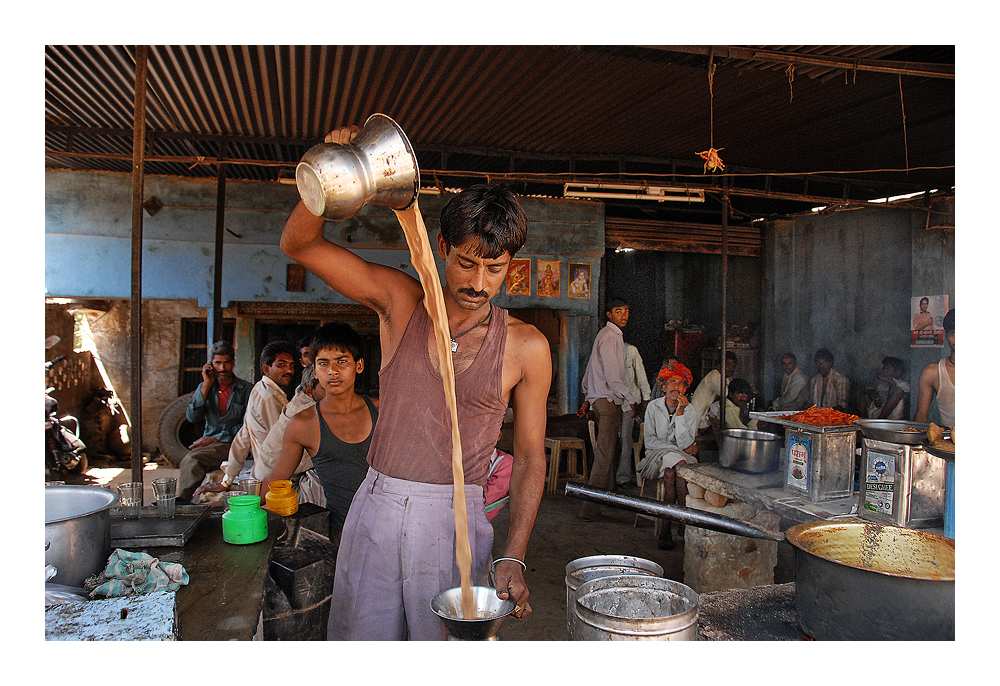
<box><xmin>682</xmin><ymin>496</ymin><xmax>779</xmax><ymax>593</ymax></box>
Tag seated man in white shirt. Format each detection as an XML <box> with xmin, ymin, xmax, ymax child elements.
<box><xmin>770</xmin><ymin>352</ymin><xmax>810</xmax><ymax>411</ymax></box>
<box><xmin>637</xmin><ymin>360</ymin><xmax>697</xmax><ymax>550</ymax></box>
<box><xmin>195</xmin><ymin>340</ymin><xmax>297</xmax><ymax>498</ymax></box>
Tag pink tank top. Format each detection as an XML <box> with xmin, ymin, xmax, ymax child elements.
<box><xmin>367</xmin><ymin>301</ymin><xmax>508</xmax><ymax>487</ymax></box>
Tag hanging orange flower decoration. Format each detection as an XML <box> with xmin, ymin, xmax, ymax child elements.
<box><xmin>697</xmin><ymin>147</ymin><xmax>725</xmax><ymax>173</ymax></box>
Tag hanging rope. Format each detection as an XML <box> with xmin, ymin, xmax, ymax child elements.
<box><xmin>899</xmin><ymin>74</ymin><xmax>910</xmax><ymax>172</ymax></box>
<box><xmin>708</xmin><ymin>61</ymin><xmax>716</xmax><ymax>149</ymax></box>
<box><xmin>697</xmin><ymin>60</ymin><xmax>725</xmax><ymax>173</ymax></box>
<box><xmin>785</xmin><ymin>63</ymin><xmax>795</xmax><ymax>101</ymax></box>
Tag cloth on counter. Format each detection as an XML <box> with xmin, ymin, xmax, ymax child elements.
<box><xmin>83</xmin><ymin>549</ymin><xmax>189</xmax><ymax>599</ymax></box>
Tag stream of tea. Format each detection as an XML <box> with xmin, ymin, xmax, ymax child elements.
<box><xmin>394</xmin><ymin>202</ymin><xmax>476</xmax><ymax>620</ymax></box>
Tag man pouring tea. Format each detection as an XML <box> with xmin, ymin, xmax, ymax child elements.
<box><xmin>281</xmin><ymin>125</ymin><xmax>551</xmax><ymax>640</ymax></box>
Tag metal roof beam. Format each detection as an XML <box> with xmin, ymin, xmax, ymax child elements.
<box><xmin>643</xmin><ymin>46</ymin><xmax>954</xmax><ymax>79</ymax></box>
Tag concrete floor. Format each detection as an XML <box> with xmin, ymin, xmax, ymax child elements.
<box><xmin>66</xmin><ymin>453</ymin><xmax>793</xmax><ymax>641</ymax></box>
<box><xmin>488</xmin><ymin>479</ymin><xmax>686</xmax><ymax>640</ymax></box>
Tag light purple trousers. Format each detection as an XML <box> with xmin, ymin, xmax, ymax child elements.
<box><xmin>326</xmin><ymin>467</ymin><xmax>494</xmax><ymax>641</ymax></box>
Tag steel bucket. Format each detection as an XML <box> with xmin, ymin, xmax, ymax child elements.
<box><xmin>565</xmin><ymin>555</ymin><xmax>663</xmax><ymax>640</ymax></box>
<box><xmin>574</xmin><ymin>574</ymin><xmax>699</xmax><ymax>641</ymax></box>
<box><xmin>45</xmin><ymin>484</ymin><xmax>118</xmax><ymax>587</ymax></box>
<box><xmin>719</xmin><ymin>428</ymin><xmax>781</xmax><ymax>473</ymax></box>
<box><xmin>295</xmin><ymin>113</ymin><xmax>420</xmax><ymax>220</ymax></box>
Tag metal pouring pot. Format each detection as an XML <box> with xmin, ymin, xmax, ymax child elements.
<box><xmin>564</xmin><ymin>482</ymin><xmax>955</xmax><ymax>640</ymax></box>
<box><xmin>295</xmin><ymin>113</ymin><xmax>420</xmax><ymax>220</ymax></box>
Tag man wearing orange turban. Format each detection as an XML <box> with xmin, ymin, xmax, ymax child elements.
<box><xmin>639</xmin><ymin>360</ymin><xmax>699</xmax><ymax>549</ymax></box>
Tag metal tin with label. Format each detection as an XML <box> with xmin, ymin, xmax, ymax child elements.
<box><xmin>859</xmin><ymin>438</ymin><xmax>946</xmax><ymax>528</ymax></box>
<box><xmin>751</xmin><ymin>411</ymin><xmax>859</xmax><ymax>503</ymax></box>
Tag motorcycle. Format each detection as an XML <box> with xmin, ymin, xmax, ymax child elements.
<box><xmin>45</xmin><ymin>336</ymin><xmax>88</xmax><ymax>478</ymax></box>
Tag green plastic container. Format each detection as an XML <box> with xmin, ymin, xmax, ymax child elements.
<box><xmin>222</xmin><ymin>495</ymin><xmax>268</xmax><ymax>544</ymax></box>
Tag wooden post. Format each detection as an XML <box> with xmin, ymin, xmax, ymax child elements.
<box><xmin>719</xmin><ymin>186</ymin><xmax>729</xmax><ymax>432</ymax></box>
<box><xmin>129</xmin><ymin>45</ymin><xmax>148</xmax><ymax>485</ymax></box>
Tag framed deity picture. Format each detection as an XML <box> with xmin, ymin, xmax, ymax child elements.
<box><xmin>537</xmin><ymin>259</ymin><xmax>561</xmax><ymax>298</ymax></box>
<box><xmin>567</xmin><ymin>262</ymin><xmax>591</xmax><ymax>299</ymax></box>
<box><xmin>505</xmin><ymin>258</ymin><xmax>530</xmax><ymax>296</ymax></box>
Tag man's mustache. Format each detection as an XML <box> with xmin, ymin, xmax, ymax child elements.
<box><xmin>459</xmin><ymin>287</ymin><xmax>488</xmax><ymax>298</ymax></box>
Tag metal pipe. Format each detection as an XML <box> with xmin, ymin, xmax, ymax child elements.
<box><xmin>564</xmin><ymin>482</ymin><xmax>785</xmax><ymax>542</ymax></box>
<box><xmin>129</xmin><ymin>45</ymin><xmax>149</xmax><ymax>485</ymax></box>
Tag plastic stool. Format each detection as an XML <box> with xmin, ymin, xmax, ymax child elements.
<box><xmin>545</xmin><ymin>437</ymin><xmax>588</xmax><ymax>494</ymax></box>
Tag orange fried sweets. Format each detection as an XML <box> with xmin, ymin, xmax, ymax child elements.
<box><xmin>778</xmin><ymin>405</ymin><xmax>860</xmax><ymax>427</ymax></box>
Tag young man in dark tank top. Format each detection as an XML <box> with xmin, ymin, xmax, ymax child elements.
<box><xmin>282</xmin><ymin>128</ymin><xmax>551</xmax><ymax>641</ymax></box>
<box><xmin>261</xmin><ymin>323</ymin><xmax>379</xmax><ymax>539</ymax></box>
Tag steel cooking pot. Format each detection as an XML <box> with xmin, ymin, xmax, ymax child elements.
<box><xmin>719</xmin><ymin>429</ymin><xmax>781</xmax><ymax>473</ymax></box>
<box><xmin>45</xmin><ymin>484</ymin><xmax>118</xmax><ymax>587</ymax></box>
<box><xmin>564</xmin><ymin>482</ymin><xmax>955</xmax><ymax>640</ymax></box>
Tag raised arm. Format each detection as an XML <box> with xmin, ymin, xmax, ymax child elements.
<box><xmin>281</xmin><ymin>200</ymin><xmax>420</xmax><ymax>319</ymax></box>
<box><xmin>280</xmin><ymin>127</ymin><xmax>424</xmax><ymax>352</ymax></box>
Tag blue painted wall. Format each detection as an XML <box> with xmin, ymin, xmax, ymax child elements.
<box><xmin>45</xmin><ymin>170</ymin><xmax>604</xmax><ymax>316</ymax></box>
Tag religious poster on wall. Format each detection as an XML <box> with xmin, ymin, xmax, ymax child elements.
<box><xmin>505</xmin><ymin>258</ymin><xmax>530</xmax><ymax>296</ymax></box>
<box><xmin>537</xmin><ymin>260</ymin><xmax>561</xmax><ymax>297</ymax></box>
<box><xmin>910</xmin><ymin>294</ymin><xmax>949</xmax><ymax>347</ymax></box>
<box><xmin>567</xmin><ymin>262</ymin><xmax>591</xmax><ymax>299</ymax></box>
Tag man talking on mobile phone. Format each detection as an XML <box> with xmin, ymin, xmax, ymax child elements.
<box><xmin>176</xmin><ymin>341</ymin><xmax>254</xmax><ymax>502</ymax></box>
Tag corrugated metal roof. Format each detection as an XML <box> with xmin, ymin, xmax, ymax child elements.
<box><xmin>44</xmin><ymin>45</ymin><xmax>954</xmax><ymax>220</ymax></box>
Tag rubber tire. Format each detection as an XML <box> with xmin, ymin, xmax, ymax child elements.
<box><xmin>157</xmin><ymin>392</ymin><xmax>205</xmax><ymax>467</ymax></box>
